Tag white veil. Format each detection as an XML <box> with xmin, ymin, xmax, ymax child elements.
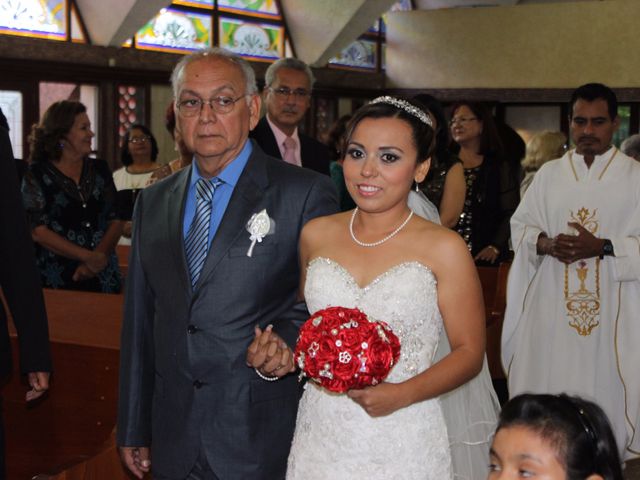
<box><xmin>408</xmin><ymin>190</ymin><xmax>500</xmax><ymax>479</ymax></box>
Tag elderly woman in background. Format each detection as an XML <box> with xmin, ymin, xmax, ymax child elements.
<box><xmin>414</xmin><ymin>94</ymin><xmax>465</xmax><ymax>228</ymax></box>
<box><xmin>147</xmin><ymin>102</ymin><xmax>192</xmax><ymax>185</ymax></box>
<box><xmin>519</xmin><ymin>130</ymin><xmax>566</xmax><ymax>198</ymax></box>
<box><xmin>325</xmin><ymin>114</ymin><xmax>356</xmax><ymax>211</ymax></box>
<box><xmin>621</xmin><ymin>133</ymin><xmax>640</xmax><ymax>162</ymax></box>
<box><xmin>21</xmin><ymin>100</ymin><xmax>122</xmax><ymax>293</ymax></box>
<box><xmin>113</xmin><ymin>124</ymin><xmax>160</xmax><ymax>244</ymax></box>
<box><xmin>450</xmin><ymin>101</ymin><xmax>519</xmax><ymax>265</ymax></box>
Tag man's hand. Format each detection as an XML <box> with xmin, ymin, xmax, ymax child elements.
<box><xmin>552</xmin><ymin>222</ymin><xmax>604</xmax><ymax>264</ymax></box>
<box><xmin>119</xmin><ymin>446</ymin><xmax>151</xmax><ymax>479</ymax></box>
<box><xmin>474</xmin><ymin>245</ymin><xmax>499</xmax><ymax>263</ymax></box>
<box><xmin>72</xmin><ymin>263</ymin><xmax>96</xmax><ymax>282</ymax></box>
<box><xmin>26</xmin><ymin>371</ymin><xmax>50</xmax><ymax>402</ymax></box>
<box><xmin>83</xmin><ymin>250</ymin><xmax>108</xmax><ymax>274</ymax></box>
<box><xmin>246</xmin><ymin>325</ymin><xmax>295</xmax><ymax>378</ymax></box>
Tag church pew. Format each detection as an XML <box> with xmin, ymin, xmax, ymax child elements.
<box><xmin>477</xmin><ymin>263</ymin><xmax>511</xmax><ymax>383</ymax></box>
<box><xmin>4</xmin><ymin>288</ymin><xmax>130</xmax><ymax>479</ymax></box>
<box><xmin>115</xmin><ymin>245</ymin><xmax>130</xmax><ymax>279</ymax></box>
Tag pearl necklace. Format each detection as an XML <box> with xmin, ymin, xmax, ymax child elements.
<box><xmin>349</xmin><ymin>207</ymin><xmax>414</xmax><ymax>248</ymax></box>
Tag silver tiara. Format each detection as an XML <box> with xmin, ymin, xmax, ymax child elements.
<box><xmin>369</xmin><ymin>96</ymin><xmax>433</xmax><ymax>127</ymax></box>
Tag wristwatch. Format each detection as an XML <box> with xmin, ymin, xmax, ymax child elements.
<box><xmin>600</xmin><ymin>239</ymin><xmax>614</xmax><ymax>259</ymax></box>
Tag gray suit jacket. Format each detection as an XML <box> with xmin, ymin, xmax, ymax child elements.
<box><xmin>117</xmin><ymin>142</ymin><xmax>338</xmax><ymax>479</ymax></box>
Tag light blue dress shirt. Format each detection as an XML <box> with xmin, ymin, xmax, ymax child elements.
<box><xmin>182</xmin><ymin>141</ymin><xmax>252</xmax><ymax>248</ymax></box>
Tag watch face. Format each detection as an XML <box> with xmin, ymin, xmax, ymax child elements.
<box><xmin>604</xmin><ymin>241</ymin><xmax>613</xmax><ymax>254</ymax></box>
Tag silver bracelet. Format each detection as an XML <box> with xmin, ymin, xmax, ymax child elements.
<box><xmin>254</xmin><ymin>367</ymin><xmax>279</xmax><ymax>382</ymax></box>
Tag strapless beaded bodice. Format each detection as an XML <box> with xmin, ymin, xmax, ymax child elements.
<box><xmin>304</xmin><ymin>257</ymin><xmax>443</xmax><ymax>382</ymax></box>
<box><xmin>287</xmin><ymin>257</ymin><xmax>452</xmax><ymax>480</ymax></box>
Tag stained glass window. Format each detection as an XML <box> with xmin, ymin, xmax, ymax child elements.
<box><xmin>116</xmin><ymin>85</ymin><xmax>145</xmax><ymax>143</ymax></box>
<box><xmin>0</xmin><ymin>0</ymin><xmax>67</xmax><ymax>41</ymax></box>
<box><xmin>329</xmin><ymin>40</ymin><xmax>377</xmax><ymax>70</ymax></box>
<box><xmin>218</xmin><ymin>0</ymin><xmax>280</xmax><ymax>19</ymax></box>
<box><xmin>173</xmin><ymin>0</ymin><xmax>214</xmax><ymax>9</ymax></box>
<box><xmin>0</xmin><ymin>90</ymin><xmax>24</xmax><ymax>159</ymax></box>
<box><xmin>70</xmin><ymin>2</ymin><xmax>86</xmax><ymax>43</ymax></box>
<box><xmin>136</xmin><ymin>7</ymin><xmax>211</xmax><ymax>54</ymax></box>
<box><xmin>219</xmin><ymin>16</ymin><xmax>283</xmax><ymax>61</ymax></box>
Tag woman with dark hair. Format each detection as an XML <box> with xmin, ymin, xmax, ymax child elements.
<box><xmin>21</xmin><ymin>100</ymin><xmax>122</xmax><ymax>293</ymax></box>
<box><xmin>325</xmin><ymin>114</ymin><xmax>357</xmax><ymax>211</ymax></box>
<box><xmin>413</xmin><ymin>94</ymin><xmax>465</xmax><ymax>228</ymax></box>
<box><xmin>450</xmin><ymin>101</ymin><xmax>519</xmax><ymax>264</ymax></box>
<box><xmin>489</xmin><ymin>393</ymin><xmax>624</xmax><ymax>480</ymax></box>
<box><xmin>269</xmin><ymin>96</ymin><xmax>495</xmax><ymax>479</ymax></box>
<box><xmin>113</xmin><ymin>124</ymin><xmax>160</xmax><ymax>244</ymax></box>
<box><xmin>147</xmin><ymin>102</ymin><xmax>192</xmax><ymax>184</ymax></box>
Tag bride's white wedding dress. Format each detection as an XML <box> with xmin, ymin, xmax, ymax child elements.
<box><xmin>287</xmin><ymin>257</ymin><xmax>452</xmax><ymax>479</ymax></box>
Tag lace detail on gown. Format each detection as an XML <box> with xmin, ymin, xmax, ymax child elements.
<box><xmin>287</xmin><ymin>258</ymin><xmax>453</xmax><ymax>480</ymax></box>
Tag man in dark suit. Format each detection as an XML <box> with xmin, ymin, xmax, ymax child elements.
<box><xmin>117</xmin><ymin>49</ymin><xmax>337</xmax><ymax>480</ymax></box>
<box><xmin>0</xmin><ymin>108</ymin><xmax>52</xmax><ymax>479</ymax></box>
<box><xmin>250</xmin><ymin>58</ymin><xmax>331</xmax><ymax>175</ymax></box>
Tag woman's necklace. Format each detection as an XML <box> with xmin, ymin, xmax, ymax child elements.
<box><xmin>349</xmin><ymin>207</ymin><xmax>414</xmax><ymax>248</ymax></box>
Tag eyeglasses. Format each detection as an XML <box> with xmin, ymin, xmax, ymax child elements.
<box><xmin>270</xmin><ymin>87</ymin><xmax>311</xmax><ymax>100</ymax></box>
<box><xmin>176</xmin><ymin>95</ymin><xmax>248</xmax><ymax>117</ymax></box>
<box><xmin>128</xmin><ymin>136</ymin><xmax>150</xmax><ymax>144</ymax></box>
<box><xmin>449</xmin><ymin>116</ymin><xmax>478</xmax><ymax>126</ymax></box>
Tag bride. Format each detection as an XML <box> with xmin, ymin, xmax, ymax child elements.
<box><xmin>249</xmin><ymin>97</ymin><xmax>496</xmax><ymax>479</ymax></box>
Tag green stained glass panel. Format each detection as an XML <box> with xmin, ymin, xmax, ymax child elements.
<box><xmin>218</xmin><ymin>0</ymin><xmax>280</xmax><ymax>18</ymax></box>
<box><xmin>0</xmin><ymin>0</ymin><xmax>67</xmax><ymax>40</ymax></box>
<box><xmin>136</xmin><ymin>7</ymin><xmax>211</xmax><ymax>54</ymax></box>
<box><xmin>329</xmin><ymin>40</ymin><xmax>377</xmax><ymax>70</ymax></box>
<box><xmin>219</xmin><ymin>17</ymin><xmax>283</xmax><ymax>61</ymax></box>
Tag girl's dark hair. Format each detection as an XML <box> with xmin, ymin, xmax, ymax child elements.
<box><xmin>120</xmin><ymin>124</ymin><xmax>159</xmax><ymax>166</ymax></box>
<box><xmin>344</xmin><ymin>97</ymin><xmax>435</xmax><ymax>164</ymax></box>
<box><xmin>412</xmin><ymin>93</ymin><xmax>449</xmax><ymax>169</ymax></box>
<box><xmin>497</xmin><ymin>394</ymin><xmax>623</xmax><ymax>480</ymax></box>
<box><xmin>450</xmin><ymin>101</ymin><xmax>504</xmax><ymax>158</ymax></box>
<box><xmin>28</xmin><ymin>100</ymin><xmax>87</xmax><ymax>163</ymax></box>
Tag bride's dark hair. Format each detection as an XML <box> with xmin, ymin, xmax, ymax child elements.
<box><xmin>343</xmin><ymin>97</ymin><xmax>435</xmax><ymax>164</ymax></box>
<box><xmin>497</xmin><ymin>394</ymin><xmax>623</xmax><ymax>480</ymax></box>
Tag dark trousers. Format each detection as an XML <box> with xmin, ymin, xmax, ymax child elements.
<box><xmin>154</xmin><ymin>452</ymin><xmax>219</xmax><ymax>480</ymax></box>
<box><xmin>0</xmin><ymin>396</ymin><xmax>6</xmax><ymax>480</ymax></box>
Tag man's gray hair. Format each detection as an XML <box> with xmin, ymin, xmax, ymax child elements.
<box><xmin>264</xmin><ymin>57</ymin><xmax>315</xmax><ymax>89</ymax></box>
<box><xmin>171</xmin><ymin>47</ymin><xmax>258</xmax><ymax>98</ymax></box>
<box><xmin>621</xmin><ymin>133</ymin><xmax>640</xmax><ymax>160</ymax></box>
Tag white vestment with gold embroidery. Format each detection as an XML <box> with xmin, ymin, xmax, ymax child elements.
<box><xmin>503</xmin><ymin>147</ymin><xmax>640</xmax><ymax>460</ymax></box>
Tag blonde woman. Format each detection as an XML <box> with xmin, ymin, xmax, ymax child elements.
<box><xmin>520</xmin><ymin>131</ymin><xmax>566</xmax><ymax>198</ymax></box>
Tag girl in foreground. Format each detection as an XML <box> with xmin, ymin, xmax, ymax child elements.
<box><xmin>489</xmin><ymin>394</ymin><xmax>624</xmax><ymax>480</ymax></box>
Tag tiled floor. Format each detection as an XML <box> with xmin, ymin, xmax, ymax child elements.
<box><xmin>626</xmin><ymin>458</ymin><xmax>640</xmax><ymax>480</ymax></box>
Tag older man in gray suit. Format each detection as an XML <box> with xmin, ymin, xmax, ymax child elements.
<box><xmin>117</xmin><ymin>48</ymin><xmax>337</xmax><ymax>480</ymax></box>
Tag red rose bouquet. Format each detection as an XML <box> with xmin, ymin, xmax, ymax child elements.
<box><xmin>294</xmin><ymin>306</ymin><xmax>401</xmax><ymax>393</ymax></box>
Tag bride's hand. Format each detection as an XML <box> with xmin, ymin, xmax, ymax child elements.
<box><xmin>347</xmin><ymin>382</ymin><xmax>408</xmax><ymax>417</ymax></box>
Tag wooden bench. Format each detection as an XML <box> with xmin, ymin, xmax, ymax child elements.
<box><xmin>477</xmin><ymin>263</ymin><xmax>511</xmax><ymax>381</ymax></box>
<box><xmin>5</xmin><ymin>288</ymin><xmax>130</xmax><ymax>479</ymax></box>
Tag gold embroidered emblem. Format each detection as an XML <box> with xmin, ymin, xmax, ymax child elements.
<box><xmin>564</xmin><ymin>207</ymin><xmax>601</xmax><ymax>336</ymax></box>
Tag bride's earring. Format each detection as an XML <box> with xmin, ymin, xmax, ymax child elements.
<box><xmin>414</xmin><ymin>181</ymin><xmax>420</xmax><ymax>192</ymax></box>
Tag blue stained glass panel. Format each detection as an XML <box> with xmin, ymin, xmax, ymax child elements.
<box><xmin>329</xmin><ymin>39</ymin><xmax>377</xmax><ymax>70</ymax></box>
<box><xmin>0</xmin><ymin>0</ymin><xmax>67</xmax><ymax>40</ymax></box>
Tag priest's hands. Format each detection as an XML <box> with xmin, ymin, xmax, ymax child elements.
<box><xmin>537</xmin><ymin>223</ymin><xmax>605</xmax><ymax>264</ymax></box>
<box><xmin>246</xmin><ymin>325</ymin><xmax>295</xmax><ymax>378</ymax></box>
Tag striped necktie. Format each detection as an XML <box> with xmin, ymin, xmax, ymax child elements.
<box><xmin>185</xmin><ymin>177</ymin><xmax>222</xmax><ymax>286</ymax></box>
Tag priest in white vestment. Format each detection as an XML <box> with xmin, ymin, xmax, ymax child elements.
<box><xmin>502</xmin><ymin>83</ymin><xmax>640</xmax><ymax>461</ymax></box>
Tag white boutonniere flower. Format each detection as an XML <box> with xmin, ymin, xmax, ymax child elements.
<box><xmin>246</xmin><ymin>209</ymin><xmax>275</xmax><ymax>257</ymax></box>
